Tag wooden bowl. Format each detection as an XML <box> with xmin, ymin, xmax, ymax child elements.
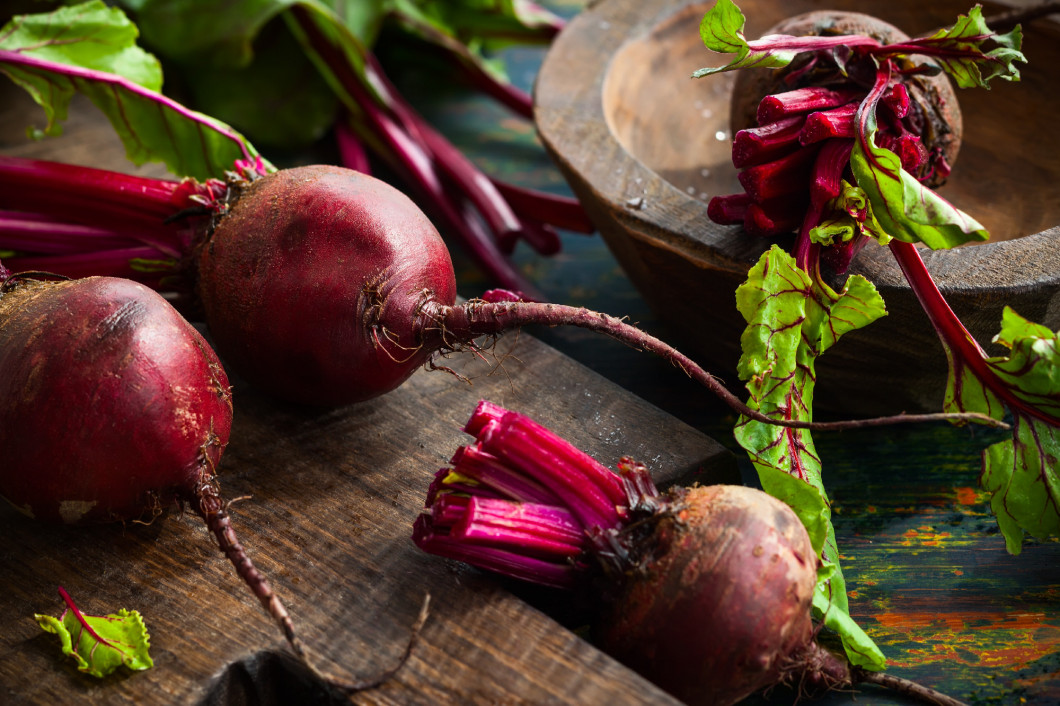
<box><xmin>535</xmin><ymin>0</ymin><xmax>1060</xmax><ymax>414</ymax></box>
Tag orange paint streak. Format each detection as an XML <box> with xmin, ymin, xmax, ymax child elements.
<box><xmin>872</xmin><ymin>610</ymin><xmax>1060</xmax><ymax>670</ymax></box>
<box><xmin>954</xmin><ymin>486</ymin><xmax>980</xmax><ymax>505</ymax></box>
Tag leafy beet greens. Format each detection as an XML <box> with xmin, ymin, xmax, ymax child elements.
<box><xmin>696</xmin><ymin>0</ymin><xmax>1056</xmax><ymax>668</ymax></box>
<box><xmin>109</xmin><ymin>0</ymin><xmax>590</xmax><ymax>300</ymax></box>
<box><xmin>0</xmin><ymin>2</ymin><xmax>268</xmax><ymax>180</ymax></box>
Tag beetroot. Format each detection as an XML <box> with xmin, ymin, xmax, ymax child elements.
<box><xmin>196</xmin><ymin>165</ymin><xmax>456</xmax><ymax>405</ymax></box>
<box><xmin>0</xmin><ymin>275</ymin><xmax>232</xmax><ymax>523</ymax></box>
<box><xmin>0</xmin><ymin>273</ymin><xmax>302</xmax><ymax>661</ymax></box>
<box><xmin>413</xmin><ymin>401</ymin><xmax>968</xmax><ymax>706</ymax></box>
<box><xmin>727</xmin><ymin>11</ymin><xmax>964</xmax><ymax>188</ymax></box>
<box><xmin>595</xmin><ymin>484</ymin><xmax>820</xmax><ymax>705</ymax></box>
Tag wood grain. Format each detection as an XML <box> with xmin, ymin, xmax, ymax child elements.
<box><xmin>534</xmin><ymin>0</ymin><xmax>1060</xmax><ymax>415</ymax></box>
<box><xmin>0</xmin><ymin>74</ymin><xmax>737</xmax><ymax>704</ymax></box>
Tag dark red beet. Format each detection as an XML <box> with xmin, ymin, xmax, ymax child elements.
<box><xmin>415</xmin><ymin>402</ymin><xmax>970</xmax><ymax>706</ymax></box>
<box><xmin>0</xmin><ymin>274</ymin><xmax>311</xmax><ymax>679</ymax></box>
<box><xmin>196</xmin><ymin>165</ymin><xmax>457</xmax><ymax>406</ymax></box>
<box><xmin>0</xmin><ymin>160</ymin><xmax>998</xmax><ymax>433</ymax></box>
<box><xmin>596</xmin><ymin>484</ymin><xmax>820</xmax><ymax>705</ymax></box>
<box><xmin>0</xmin><ymin>275</ymin><xmax>232</xmax><ymax>523</ymax></box>
<box><xmin>728</xmin><ymin>11</ymin><xmax>962</xmax><ymax>188</ymax></box>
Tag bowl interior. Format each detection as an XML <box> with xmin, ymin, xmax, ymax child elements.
<box><xmin>602</xmin><ymin>0</ymin><xmax>1060</xmax><ymax>243</ymax></box>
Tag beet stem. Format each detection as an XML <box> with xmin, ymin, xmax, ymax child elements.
<box><xmin>732</xmin><ymin>115</ymin><xmax>806</xmax><ymax>168</ymax></box>
<box><xmin>738</xmin><ymin>144</ymin><xmax>822</xmax><ymax>202</ymax></box>
<box><xmin>799</xmin><ymin>103</ymin><xmax>858</xmax><ymax>145</ymax></box>
<box><xmin>488</xmin><ymin>179</ymin><xmax>596</xmax><ymax>234</ymax></box>
<box><xmin>432</xmin><ymin>300</ymin><xmax>1004</xmax><ymax>431</ymax></box>
<box><xmin>707</xmin><ymin>193</ymin><xmax>753</xmax><ymax>224</ymax></box>
<box><xmin>890</xmin><ymin>241</ymin><xmax>1058</xmax><ymax>426</ymax></box>
<box><xmin>810</xmin><ymin>139</ymin><xmax>855</xmax><ymax>212</ymax></box>
<box><xmin>757</xmin><ymin>87</ymin><xmax>861</xmax><ymax>125</ymax></box>
<box><xmin>451</xmin><ymin>444</ymin><xmax>564</xmax><ymax>505</ymax></box>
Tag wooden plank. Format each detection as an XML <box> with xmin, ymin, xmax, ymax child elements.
<box><xmin>0</xmin><ymin>83</ymin><xmax>737</xmax><ymax>703</ymax></box>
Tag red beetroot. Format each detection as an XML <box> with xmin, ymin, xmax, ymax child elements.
<box><xmin>413</xmin><ymin>401</ymin><xmax>968</xmax><ymax>706</ymax></box>
<box><xmin>0</xmin><ymin>274</ymin><xmax>302</xmax><ymax>663</ymax></box>
<box><xmin>196</xmin><ymin>165</ymin><xmax>457</xmax><ymax>405</ymax></box>
<box><xmin>0</xmin><ymin>275</ymin><xmax>232</xmax><ymax>524</ymax></box>
<box><xmin>596</xmin><ymin>484</ymin><xmax>819</xmax><ymax>705</ymax></box>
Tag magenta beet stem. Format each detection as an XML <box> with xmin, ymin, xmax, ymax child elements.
<box><xmin>756</xmin><ymin>86</ymin><xmax>862</xmax><ymax>125</ymax></box>
<box><xmin>799</xmin><ymin>103</ymin><xmax>858</xmax><ymax>145</ymax></box>
<box><xmin>732</xmin><ymin>115</ymin><xmax>806</xmax><ymax>169</ymax></box>
<box><xmin>413</xmin><ymin>401</ymin><xmax>640</xmax><ymax>590</ymax></box>
<box><xmin>809</xmin><ymin>139</ymin><xmax>855</xmax><ymax>212</ymax></box>
<box><xmin>890</xmin><ymin>241</ymin><xmax>1060</xmax><ymax>428</ymax></box>
<box><xmin>448</xmin><ymin>444</ymin><xmax>564</xmax><ymax>505</ymax></box>
<box><xmin>413</xmin><ymin>515</ymin><xmax>582</xmax><ymax>589</ymax></box>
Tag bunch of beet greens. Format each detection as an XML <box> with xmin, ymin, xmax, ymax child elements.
<box><xmin>104</xmin><ymin>0</ymin><xmax>594</xmax><ymax>301</ymax></box>
<box><xmin>691</xmin><ymin>0</ymin><xmax>1058</xmax><ymax>671</ymax></box>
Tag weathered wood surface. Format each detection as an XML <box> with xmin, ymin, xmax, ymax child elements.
<box><xmin>0</xmin><ymin>83</ymin><xmax>737</xmax><ymax>704</ymax></box>
<box><xmin>535</xmin><ymin>0</ymin><xmax>1060</xmax><ymax>415</ymax></box>
<box><xmin>1</xmin><ymin>335</ymin><xmax>734</xmax><ymax>706</ymax></box>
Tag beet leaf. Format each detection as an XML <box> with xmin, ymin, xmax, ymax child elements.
<box><xmin>892</xmin><ymin>5</ymin><xmax>1026</xmax><ymax>88</ymax></box>
<box><xmin>0</xmin><ymin>1</ymin><xmax>268</xmax><ymax>180</ymax></box>
<box><xmin>978</xmin><ymin>310</ymin><xmax>1060</xmax><ymax>552</ymax></box>
<box><xmin>734</xmin><ymin>244</ymin><xmax>887</xmax><ymax>669</ymax></box>
<box><xmin>34</xmin><ymin>587</ymin><xmax>153</xmax><ymax>678</ymax></box>
<box><xmin>115</xmin><ymin>0</ymin><xmax>583</xmax><ymax>296</ymax></box>
<box><xmin>894</xmin><ymin>240</ymin><xmax>1060</xmax><ymax>554</ymax></box>
<box><xmin>695</xmin><ymin>0</ymin><xmax>1041</xmax><ymax>666</ymax></box>
<box><xmin>849</xmin><ymin>68</ymin><xmax>989</xmax><ymax>250</ymax></box>
<box><xmin>692</xmin><ymin>0</ymin><xmax>879</xmax><ymax>78</ymax></box>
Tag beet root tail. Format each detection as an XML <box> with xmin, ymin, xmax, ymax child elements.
<box><xmin>196</xmin><ymin>469</ymin><xmax>429</xmax><ymax>696</ymax></box>
<box><xmin>193</xmin><ymin>473</ymin><xmax>305</xmax><ymax>658</ymax></box>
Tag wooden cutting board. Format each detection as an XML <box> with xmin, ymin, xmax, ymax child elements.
<box><xmin>0</xmin><ymin>86</ymin><xmax>737</xmax><ymax>704</ymax></box>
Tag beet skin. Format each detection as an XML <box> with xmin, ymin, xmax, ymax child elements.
<box><xmin>596</xmin><ymin>484</ymin><xmax>820</xmax><ymax>706</ymax></box>
<box><xmin>197</xmin><ymin>165</ymin><xmax>458</xmax><ymax>406</ymax></box>
<box><xmin>0</xmin><ymin>276</ymin><xmax>233</xmax><ymax>524</ymax></box>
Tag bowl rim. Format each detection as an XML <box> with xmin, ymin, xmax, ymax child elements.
<box><xmin>534</xmin><ymin>0</ymin><xmax>1060</xmax><ymax>299</ymax></box>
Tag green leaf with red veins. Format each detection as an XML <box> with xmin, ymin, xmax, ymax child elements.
<box><xmin>0</xmin><ymin>1</ymin><xmax>268</xmax><ymax>179</ymax></box>
<box><xmin>901</xmin><ymin>5</ymin><xmax>1026</xmax><ymax>89</ymax></box>
<box><xmin>34</xmin><ymin>588</ymin><xmax>153</xmax><ymax>678</ymax></box>
<box><xmin>851</xmin><ymin>122</ymin><xmax>989</xmax><ymax>249</ymax></box>
<box><xmin>810</xmin><ymin>180</ymin><xmax>891</xmax><ymax>247</ymax></box>
<box><xmin>733</xmin><ymin>245</ymin><xmax>887</xmax><ymax>669</ymax></box>
<box><xmin>0</xmin><ymin>0</ymin><xmax>161</xmax><ymax>136</ymax></box>
<box><xmin>692</xmin><ymin>0</ymin><xmax>879</xmax><ymax>78</ymax></box>
<box><xmin>970</xmin><ymin>308</ymin><xmax>1060</xmax><ymax>554</ymax></box>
